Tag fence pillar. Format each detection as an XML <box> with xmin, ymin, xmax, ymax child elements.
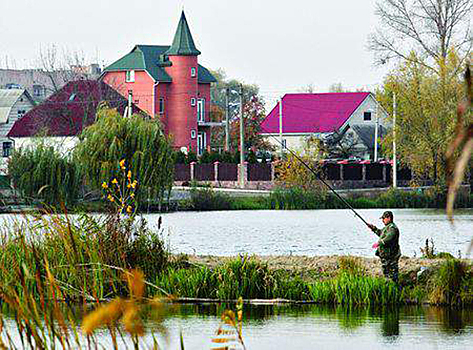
<box><xmin>214</xmin><ymin>161</ymin><xmax>219</xmax><ymax>182</ymax></box>
<box><xmin>190</xmin><ymin>162</ymin><xmax>196</xmax><ymax>181</ymax></box>
<box><xmin>340</xmin><ymin>164</ymin><xmax>344</xmax><ymax>181</ymax></box>
<box><xmin>362</xmin><ymin>164</ymin><xmax>366</xmax><ymax>181</ymax></box>
<box><xmin>382</xmin><ymin>164</ymin><xmax>387</xmax><ymax>183</ymax></box>
<box><xmin>271</xmin><ymin>161</ymin><xmax>276</xmax><ymax>181</ymax></box>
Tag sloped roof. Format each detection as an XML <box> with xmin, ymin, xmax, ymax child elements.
<box><xmin>260</xmin><ymin>92</ymin><xmax>371</xmax><ymax>134</ymax></box>
<box><xmin>351</xmin><ymin>124</ymin><xmax>386</xmax><ymax>149</ymax></box>
<box><xmin>165</xmin><ymin>11</ymin><xmax>201</xmax><ymax>56</ymax></box>
<box><xmin>8</xmin><ymin>80</ymin><xmax>147</xmax><ymax>137</ymax></box>
<box><xmin>0</xmin><ymin>89</ymin><xmax>34</xmax><ymax>123</ymax></box>
<box><xmin>103</xmin><ymin>45</ymin><xmax>215</xmax><ymax>83</ymax></box>
<box><xmin>104</xmin><ymin>45</ymin><xmax>173</xmax><ymax>82</ymax></box>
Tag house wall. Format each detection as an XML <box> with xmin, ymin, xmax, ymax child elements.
<box><xmin>164</xmin><ymin>55</ymin><xmax>199</xmax><ymax>151</ymax></box>
<box><xmin>102</xmin><ymin>70</ymin><xmax>155</xmax><ymax>117</ymax></box>
<box><xmin>341</xmin><ymin>94</ymin><xmax>389</xmax><ymax>128</ymax></box>
<box><xmin>0</xmin><ymin>93</ymin><xmax>35</xmax><ymax>173</ymax></box>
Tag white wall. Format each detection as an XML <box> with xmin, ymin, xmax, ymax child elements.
<box><xmin>341</xmin><ymin>94</ymin><xmax>389</xmax><ymax>128</ymax></box>
<box><xmin>0</xmin><ymin>93</ymin><xmax>35</xmax><ymax>173</ymax></box>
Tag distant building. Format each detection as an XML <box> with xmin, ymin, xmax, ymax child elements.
<box><xmin>101</xmin><ymin>11</ymin><xmax>217</xmax><ymax>155</ymax></box>
<box><xmin>0</xmin><ymin>89</ymin><xmax>35</xmax><ymax>173</ymax></box>
<box><xmin>7</xmin><ymin>80</ymin><xmax>146</xmax><ymax>155</ymax></box>
<box><xmin>0</xmin><ymin>64</ymin><xmax>102</xmax><ymax>103</ymax></box>
<box><xmin>260</xmin><ymin>92</ymin><xmax>389</xmax><ymax>160</ymax></box>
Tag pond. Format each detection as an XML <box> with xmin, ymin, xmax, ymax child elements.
<box><xmin>145</xmin><ymin>208</ymin><xmax>473</xmax><ymax>257</ymax></box>
<box><xmin>2</xmin><ymin>304</ymin><xmax>471</xmax><ymax>349</ymax></box>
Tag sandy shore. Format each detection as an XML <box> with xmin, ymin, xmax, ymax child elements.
<box><xmin>187</xmin><ymin>255</ymin><xmax>470</xmax><ymax>279</ymax></box>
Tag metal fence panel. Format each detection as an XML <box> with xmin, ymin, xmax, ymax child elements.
<box><xmin>218</xmin><ymin>163</ymin><xmax>238</xmax><ymax>181</ymax></box>
<box><xmin>195</xmin><ymin>164</ymin><xmax>215</xmax><ymax>181</ymax></box>
<box><xmin>248</xmin><ymin>163</ymin><xmax>272</xmax><ymax>181</ymax></box>
<box><xmin>174</xmin><ymin>164</ymin><xmax>190</xmax><ymax>181</ymax></box>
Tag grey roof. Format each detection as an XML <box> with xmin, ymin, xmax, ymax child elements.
<box><xmin>351</xmin><ymin>124</ymin><xmax>386</xmax><ymax>149</ymax></box>
<box><xmin>0</xmin><ymin>89</ymin><xmax>33</xmax><ymax>123</ymax></box>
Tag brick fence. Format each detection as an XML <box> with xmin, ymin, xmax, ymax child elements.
<box><xmin>174</xmin><ymin>162</ymin><xmax>419</xmax><ymax>189</ymax></box>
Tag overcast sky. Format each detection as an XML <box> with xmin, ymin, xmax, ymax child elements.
<box><xmin>0</xmin><ymin>0</ymin><xmax>390</xmax><ymax>106</ymax></box>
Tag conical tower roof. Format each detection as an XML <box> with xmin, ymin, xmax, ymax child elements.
<box><xmin>165</xmin><ymin>11</ymin><xmax>201</xmax><ymax>56</ymax></box>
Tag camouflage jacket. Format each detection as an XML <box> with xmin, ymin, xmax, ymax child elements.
<box><xmin>373</xmin><ymin>222</ymin><xmax>401</xmax><ymax>259</ymax></box>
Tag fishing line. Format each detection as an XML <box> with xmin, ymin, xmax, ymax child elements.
<box><xmin>257</xmin><ymin>123</ymin><xmax>370</xmax><ymax>226</ymax></box>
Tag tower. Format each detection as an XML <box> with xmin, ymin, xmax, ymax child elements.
<box><xmin>165</xmin><ymin>11</ymin><xmax>201</xmax><ymax>152</ymax></box>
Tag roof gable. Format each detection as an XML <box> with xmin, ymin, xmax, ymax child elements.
<box><xmin>165</xmin><ymin>11</ymin><xmax>201</xmax><ymax>56</ymax></box>
<box><xmin>8</xmin><ymin>80</ymin><xmax>147</xmax><ymax>138</ymax></box>
<box><xmin>260</xmin><ymin>92</ymin><xmax>371</xmax><ymax>134</ymax></box>
<box><xmin>0</xmin><ymin>89</ymin><xmax>35</xmax><ymax>123</ymax></box>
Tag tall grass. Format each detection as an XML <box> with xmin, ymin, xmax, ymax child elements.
<box><xmin>0</xmin><ymin>212</ymin><xmax>169</xmax><ymax>301</ymax></box>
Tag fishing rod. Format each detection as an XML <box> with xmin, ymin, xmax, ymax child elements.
<box><xmin>257</xmin><ymin>124</ymin><xmax>370</xmax><ymax>227</ymax></box>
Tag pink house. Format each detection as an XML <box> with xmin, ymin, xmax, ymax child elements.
<box><xmin>101</xmin><ymin>11</ymin><xmax>216</xmax><ymax>154</ymax></box>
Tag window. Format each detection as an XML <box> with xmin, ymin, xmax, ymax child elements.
<box><xmin>69</xmin><ymin>93</ymin><xmax>76</xmax><ymax>101</ymax></box>
<box><xmin>364</xmin><ymin>112</ymin><xmax>372</xmax><ymax>121</ymax></box>
<box><xmin>17</xmin><ymin>110</ymin><xmax>26</xmax><ymax>118</ymax></box>
<box><xmin>158</xmin><ymin>98</ymin><xmax>164</xmax><ymax>114</ymax></box>
<box><xmin>191</xmin><ymin>98</ymin><xmax>196</xmax><ymax>106</ymax></box>
<box><xmin>33</xmin><ymin>85</ymin><xmax>44</xmax><ymax>97</ymax></box>
<box><xmin>191</xmin><ymin>130</ymin><xmax>196</xmax><ymax>139</ymax></box>
<box><xmin>2</xmin><ymin>142</ymin><xmax>12</xmax><ymax>157</ymax></box>
<box><xmin>191</xmin><ymin>67</ymin><xmax>196</xmax><ymax>77</ymax></box>
<box><xmin>125</xmin><ymin>70</ymin><xmax>135</xmax><ymax>82</ymax></box>
<box><xmin>197</xmin><ymin>99</ymin><xmax>205</xmax><ymax>122</ymax></box>
<box><xmin>282</xmin><ymin>139</ymin><xmax>287</xmax><ymax>149</ymax></box>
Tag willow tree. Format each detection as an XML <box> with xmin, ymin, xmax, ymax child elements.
<box><xmin>8</xmin><ymin>143</ymin><xmax>80</xmax><ymax>206</ymax></box>
<box><xmin>74</xmin><ymin>106</ymin><xmax>174</xmax><ymax>207</ymax></box>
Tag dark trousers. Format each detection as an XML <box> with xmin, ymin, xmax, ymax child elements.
<box><xmin>381</xmin><ymin>257</ymin><xmax>399</xmax><ymax>283</ymax></box>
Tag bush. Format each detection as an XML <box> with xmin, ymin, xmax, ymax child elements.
<box><xmin>429</xmin><ymin>259</ymin><xmax>472</xmax><ymax>306</ymax></box>
<box><xmin>189</xmin><ymin>187</ymin><xmax>232</xmax><ymax>211</ymax></box>
<box><xmin>8</xmin><ymin>143</ymin><xmax>80</xmax><ymax>207</ymax></box>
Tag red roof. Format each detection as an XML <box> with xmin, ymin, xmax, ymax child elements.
<box><xmin>260</xmin><ymin>92</ymin><xmax>370</xmax><ymax>134</ymax></box>
<box><xmin>8</xmin><ymin>80</ymin><xmax>146</xmax><ymax>137</ymax></box>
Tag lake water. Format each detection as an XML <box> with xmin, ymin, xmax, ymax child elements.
<box><xmin>144</xmin><ymin>209</ymin><xmax>473</xmax><ymax>257</ymax></box>
<box><xmin>3</xmin><ymin>304</ymin><xmax>471</xmax><ymax>349</ymax></box>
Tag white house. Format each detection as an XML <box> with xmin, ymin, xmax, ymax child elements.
<box><xmin>0</xmin><ymin>89</ymin><xmax>35</xmax><ymax>172</ymax></box>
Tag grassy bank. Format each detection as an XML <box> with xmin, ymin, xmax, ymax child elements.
<box><xmin>178</xmin><ymin>187</ymin><xmax>473</xmax><ymax>211</ymax></box>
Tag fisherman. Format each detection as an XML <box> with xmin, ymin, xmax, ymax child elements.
<box><xmin>367</xmin><ymin>211</ymin><xmax>401</xmax><ymax>283</ymax></box>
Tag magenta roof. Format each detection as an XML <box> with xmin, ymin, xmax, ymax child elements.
<box><xmin>260</xmin><ymin>92</ymin><xmax>370</xmax><ymax>134</ymax></box>
<box><xmin>8</xmin><ymin>80</ymin><xmax>146</xmax><ymax>138</ymax></box>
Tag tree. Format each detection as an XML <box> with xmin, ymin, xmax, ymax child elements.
<box><xmin>229</xmin><ymin>94</ymin><xmax>274</xmax><ymax>152</ymax></box>
<box><xmin>8</xmin><ymin>142</ymin><xmax>80</xmax><ymax>206</ymax></box>
<box><xmin>74</xmin><ymin>106</ymin><xmax>174</xmax><ymax>206</ymax></box>
<box><xmin>369</xmin><ymin>0</ymin><xmax>472</xmax><ymax>72</ymax></box>
<box><xmin>377</xmin><ymin>51</ymin><xmax>469</xmax><ymax>186</ymax></box>
<box><xmin>323</xmin><ymin>127</ymin><xmax>360</xmax><ymax>159</ymax></box>
<box><xmin>276</xmin><ymin>136</ymin><xmax>327</xmax><ymax>191</ymax></box>
<box><xmin>209</xmin><ymin>68</ymin><xmax>262</xmax><ymax>151</ymax></box>
<box><xmin>328</xmin><ymin>82</ymin><xmax>346</xmax><ymax>92</ymax></box>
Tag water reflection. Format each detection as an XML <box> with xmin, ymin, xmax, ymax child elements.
<box><xmin>1</xmin><ymin>303</ymin><xmax>472</xmax><ymax>349</ymax></box>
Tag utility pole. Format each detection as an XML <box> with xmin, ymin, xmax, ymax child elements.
<box><xmin>392</xmin><ymin>93</ymin><xmax>397</xmax><ymax>188</ymax></box>
<box><xmin>239</xmin><ymin>84</ymin><xmax>245</xmax><ymax>188</ymax></box>
<box><xmin>279</xmin><ymin>96</ymin><xmax>284</xmax><ymax>158</ymax></box>
<box><xmin>374</xmin><ymin>101</ymin><xmax>379</xmax><ymax>162</ymax></box>
<box><xmin>127</xmin><ymin>90</ymin><xmax>133</xmax><ymax>118</ymax></box>
<box><xmin>225</xmin><ymin>87</ymin><xmax>230</xmax><ymax>152</ymax></box>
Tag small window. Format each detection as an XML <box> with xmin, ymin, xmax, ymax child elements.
<box><xmin>17</xmin><ymin>110</ymin><xmax>26</xmax><ymax>118</ymax></box>
<box><xmin>2</xmin><ymin>142</ymin><xmax>12</xmax><ymax>157</ymax></box>
<box><xmin>125</xmin><ymin>70</ymin><xmax>135</xmax><ymax>83</ymax></box>
<box><xmin>191</xmin><ymin>98</ymin><xmax>196</xmax><ymax>106</ymax></box>
<box><xmin>364</xmin><ymin>112</ymin><xmax>372</xmax><ymax>121</ymax></box>
<box><xmin>191</xmin><ymin>130</ymin><xmax>196</xmax><ymax>139</ymax></box>
<box><xmin>282</xmin><ymin>139</ymin><xmax>287</xmax><ymax>149</ymax></box>
<box><xmin>191</xmin><ymin>67</ymin><xmax>196</xmax><ymax>77</ymax></box>
<box><xmin>158</xmin><ymin>98</ymin><xmax>164</xmax><ymax>114</ymax></box>
<box><xmin>69</xmin><ymin>93</ymin><xmax>76</xmax><ymax>101</ymax></box>
<box><xmin>33</xmin><ymin>85</ymin><xmax>44</xmax><ymax>97</ymax></box>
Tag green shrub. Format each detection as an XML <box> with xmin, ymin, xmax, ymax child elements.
<box><xmin>189</xmin><ymin>187</ymin><xmax>232</xmax><ymax>211</ymax></box>
<box><xmin>429</xmin><ymin>259</ymin><xmax>472</xmax><ymax>306</ymax></box>
<box><xmin>8</xmin><ymin>143</ymin><xmax>81</xmax><ymax>206</ymax></box>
